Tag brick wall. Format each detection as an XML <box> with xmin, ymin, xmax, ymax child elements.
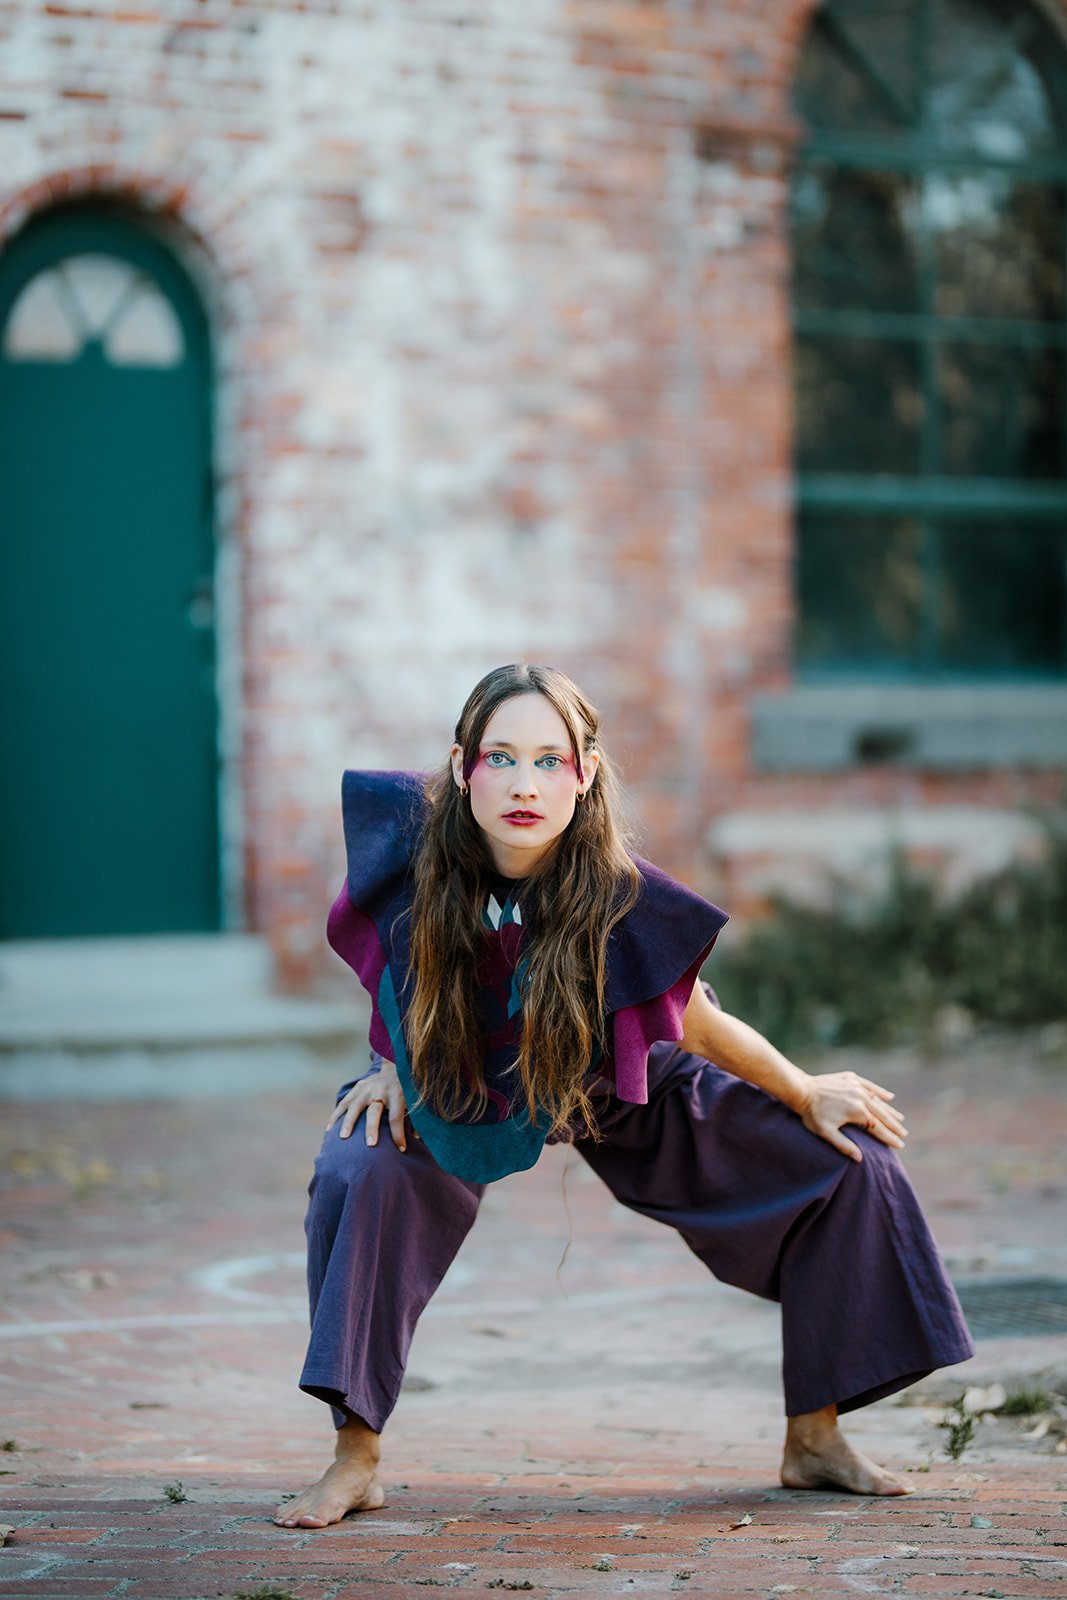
<box><xmin>1</xmin><ymin>0</ymin><xmax>1063</xmax><ymax>986</ymax></box>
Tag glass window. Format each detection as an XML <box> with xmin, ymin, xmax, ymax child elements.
<box><xmin>792</xmin><ymin>169</ymin><xmax>921</xmax><ymax>314</ymax></box>
<box><xmin>928</xmin><ymin>0</ymin><xmax>1061</xmax><ymax>157</ymax></box>
<box><xmin>931</xmin><ymin>175</ymin><xmax>1064</xmax><ymax>321</ymax></box>
<box><xmin>791</xmin><ymin>0</ymin><xmax>1067</xmax><ymax>678</ymax></box>
<box><xmin>2</xmin><ymin>254</ymin><xmax>185</xmax><ymax>368</ymax></box>
<box><xmin>798</xmin><ymin>514</ymin><xmax>925</xmax><ymax>670</ymax></box>
<box><xmin>938</xmin><ymin>522</ymin><xmax>1067</xmax><ymax>670</ymax></box>
<box><xmin>795</xmin><ymin>336</ymin><xmax>923</xmax><ymax>474</ymax></box>
<box><xmin>939</xmin><ymin>343</ymin><xmax>1063</xmax><ymax>479</ymax></box>
<box><xmin>793</xmin><ymin>0</ymin><xmax>921</xmax><ymax>139</ymax></box>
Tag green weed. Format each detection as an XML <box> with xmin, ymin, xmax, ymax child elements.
<box><xmin>945</xmin><ymin>1397</ymin><xmax>976</xmax><ymax>1461</ymax></box>
<box><xmin>999</xmin><ymin>1387</ymin><xmax>1054</xmax><ymax>1415</ymax></box>
<box><xmin>709</xmin><ymin>830</ymin><xmax>1067</xmax><ymax>1053</ymax></box>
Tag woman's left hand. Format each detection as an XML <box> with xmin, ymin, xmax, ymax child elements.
<box><xmin>797</xmin><ymin>1071</ymin><xmax>907</xmax><ymax>1162</ymax></box>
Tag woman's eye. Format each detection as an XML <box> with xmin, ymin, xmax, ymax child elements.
<box><xmin>537</xmin><ymin>755</ymin><xmax>563</xmax><ymax>770</ymax></box>
<box><xmin>484</xmin><ymin>751</ymin><xmax>513</xmax><ymax>767</ymax></box>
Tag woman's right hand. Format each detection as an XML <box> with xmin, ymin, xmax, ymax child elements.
<box><xmin>325</xmin><ymin>1058</ymin><xmax>409</xmax><ymax>1152</ymax></box>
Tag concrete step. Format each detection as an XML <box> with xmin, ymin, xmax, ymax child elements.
<box><xmin>0</xmin><ymin>934</ymin><xmax>370</xmax><ymax>1100</ymax></box>
<box><xmin>0</xmin><ymin>933</ymin><xmax>275</xmax><ymax>999</ymax></box>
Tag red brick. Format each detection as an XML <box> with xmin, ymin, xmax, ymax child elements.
<box><xmin>3</xmin><ymin>1529</ymin><xmax>105</xmax><ymax>1544</ymax></box>
<box><xmin>0</xmin><ymin>1586</ymin><xmax>118</xmax><ymax>1598</ymax></box>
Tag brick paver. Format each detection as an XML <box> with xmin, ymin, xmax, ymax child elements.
<box><xmin>1</xmin><ymin>1042</ymin><xmax>1065</xmax><ymax>1598</ymax></box>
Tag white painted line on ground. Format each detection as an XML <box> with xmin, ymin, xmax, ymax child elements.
<box><xmin>0</xmin><ymin>1277</ymin><xmax>761</xmax><ymax>1341</ymax></box>
<box><xmin>0</xmin><ymin>1308</ymin><xmax>303</xmax><ymax>1338</ymax></box>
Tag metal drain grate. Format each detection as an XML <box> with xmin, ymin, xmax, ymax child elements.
<box><xmin>953</xmin><ymin>1276</ymin><xmax>1067</xmax><ymax>1339</ymax></box>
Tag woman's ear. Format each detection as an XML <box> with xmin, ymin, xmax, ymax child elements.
<box><xmin>579</xmin><ymin>748</ymin><xmax>601</xmax><ymax>795</ymax></box>
<box><xmin>450</xmin><ymin>743</ymin><xmax>465</xmax><ymax>788</ymax></box>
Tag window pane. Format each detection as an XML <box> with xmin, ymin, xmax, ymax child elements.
<box><xmin>106</xmin><ymin>287</ymin><xmax>184</xmax><ymax>368</ymax></box>
<box><xmin>939</xmin><ymin>343</ymin><xmax>1063</xmax><ymax>478</ymax></box>
<box><xmin>938</xmin><ymin>522</ymin><xmax>1067</xmax><ymax>669</ymax></box>
<box><xmin>929</xmin><ymin>0</ymin><xmax>1062</xmax><ymax>157</ymax></box>
<box><xmin>61</xmin><ymin>255</ymin><xmax>136</xmax><ymax>336</ymax></box>
<box><xmin>2</xmin><ymin>270</ymin><xmax>82</xmax><ymax>361</ymax></box>
<box><xmin>932</xmin><ymin>175</ymin><xmax>1065</xmax><ymax>321</ymax></box>
<box><xmin>793</xmin><ymin>169</ymin><xmax>920</xmax><ymax>313</ymax></box>
<box><xmin>798</xmin><ymin>514</ymin><xmax>924</xmax><ymax>669</ymax></box>
<box><xmin>793</xmin><ymin>0</ymin><xmax>919</xmax><ymax>137</ymax></box>
<box><xmin>795</xmin><ymin>336</ymin><xmax>922</xmax><ymax>473</ymax></box>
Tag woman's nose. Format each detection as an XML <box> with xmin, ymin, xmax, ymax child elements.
<box><xmin>510</xmin><ymin>765</ymin><xmax>538</xmax><ymax>795</ymax></box>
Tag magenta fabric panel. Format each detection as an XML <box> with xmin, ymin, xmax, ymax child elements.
<box><xmin>610</xmin><ymin>953</ymin><xmax>710</xmax><ymax>1104</ymax></box>
<box><xmin>325</xmin><ymin>881</ymin><xmax>393</xmax><ymax>1061</ymax></box>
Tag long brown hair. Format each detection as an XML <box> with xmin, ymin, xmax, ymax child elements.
<box><xmin>405</xmin><ymin>663</ymin><xmax>641</xmax><ymax>1141</ymax></box>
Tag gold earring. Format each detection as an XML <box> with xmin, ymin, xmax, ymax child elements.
<box><xmin>576</xmin><ymin>790</ymin><xmax>585</xmax><ymax>802</ymax></box>
<box><xmin>460</xmin><ymin>780</ymin><xmax>469</xmax><ymax>796</ymax></box>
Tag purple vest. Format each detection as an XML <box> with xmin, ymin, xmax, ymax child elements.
<box><xmin>326</xmin><ymin>771</ymin><xmax>728</xmax><ymax>1182</ymax></box>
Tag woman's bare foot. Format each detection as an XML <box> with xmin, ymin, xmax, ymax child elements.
<box><xmin>274</xmin><ymin>1416</ymin><xmax>385</xmax><ymax>1528</ymax></box>
<box><xmin>781</xmin><ymin>1404</ymin><xmax>913</xmax><ymax>1497</ymax></box>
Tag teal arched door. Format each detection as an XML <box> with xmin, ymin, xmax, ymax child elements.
<box><xmin>0</xmin><ymin>208</ymin><xmax>221</xmax><ymax>937</ymax></box>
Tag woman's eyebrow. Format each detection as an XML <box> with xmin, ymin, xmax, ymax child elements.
<box><xmin>479</xmin><ymin>741</ymin><xmax>569</xmax><ymax>752</ymax></box>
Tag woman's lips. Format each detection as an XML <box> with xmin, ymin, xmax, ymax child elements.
<box><xmin>503</xmin><ymin>811</ymin><xmax>543</xmax><ymax>825</ymax></box>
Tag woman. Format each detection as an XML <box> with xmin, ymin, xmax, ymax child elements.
<box><xmin>275</xmin><ymin>663</ymin><xmax>973</xmax><ymax>1530</ymax></box>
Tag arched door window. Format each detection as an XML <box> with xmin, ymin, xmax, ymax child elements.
<box><xmin>4</xmin><ymin>252</ymin><xmax>186</xmax><ymax>367</ymax></box>
<box><xmin>790</xmin><ymin>0</ymin><xmax>1067</xmax><ymax>678</ymax></box>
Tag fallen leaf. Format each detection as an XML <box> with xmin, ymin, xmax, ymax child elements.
<box><xmin>1022</xmin><ymin>1415</ymin><xmax>1052</xmax><ymax>1441</ymax></box>
<box><xmin>970</xmin><ymin>1513</ymin><xmax>993</xmax><ymax>1528</ymax></box>
<box><xmin>728</xmin><ymin>1512</ymin><xmax>754</xmax><ymax>1529</ymax></box>
<box><xmin>0</xmin><ymin>1525</ymin><xmax>15</xmax><ymax>1545</ymax></box>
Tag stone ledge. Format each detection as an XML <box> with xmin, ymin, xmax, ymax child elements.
<box><xmin>752</xmin><ymin>685</ymin><xmax>1067</xmax><ymax>772</ymax></box>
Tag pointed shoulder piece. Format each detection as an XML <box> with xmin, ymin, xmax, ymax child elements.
<box><xmin>604</xmin><ymin>857</ymin><xmax>729</xmax><ymax>1104</ymax></box>
<box><xmin>339</xmin><ymin>769</ymin><xmax>428</xmax><ymax>913</ymax></box>
<box><xmin>605</xmin><ymin>855</ymin><xmax>728</xmax><ymax>1014</ymax></box>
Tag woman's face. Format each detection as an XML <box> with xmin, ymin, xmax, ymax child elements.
<box><xmin>451</xmin><ymin>691</ymin><xmax>598</xmax><ymax>877</ymax></box>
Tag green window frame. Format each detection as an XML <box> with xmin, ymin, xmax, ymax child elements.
<box><xmin>790</xmin><ymin>0</ymin><xmax>1067</xmax><ymax>680</ymax></box>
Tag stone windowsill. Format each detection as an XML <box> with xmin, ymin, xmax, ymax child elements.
<box><xmin>751</xmin><ymin>685</ymin><xmax>1067</xmax><ymax>772</ymax></box>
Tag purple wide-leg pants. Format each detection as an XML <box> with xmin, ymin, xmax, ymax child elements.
<box><xmin>299</xmin><ymin>1042</ymin><xmax>974</xmax><ymax>1433</ymax></box>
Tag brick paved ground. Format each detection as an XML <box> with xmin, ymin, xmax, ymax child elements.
<box><xmin>1</xmin><ymin>1041</ymin><xmax>1065</xmax><ymax>1599</ymax></box>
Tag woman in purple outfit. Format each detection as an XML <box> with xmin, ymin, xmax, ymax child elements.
<box><xmin>275</xmin><ymin>662</ymin><xmax>973</xmax><ymax>1529</ymax></box>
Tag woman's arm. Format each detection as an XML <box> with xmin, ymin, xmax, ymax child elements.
<box><xmin>679</xmin><ymin>980</ymin><xmax>906</xmax><ymax>1163</ymax></box>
